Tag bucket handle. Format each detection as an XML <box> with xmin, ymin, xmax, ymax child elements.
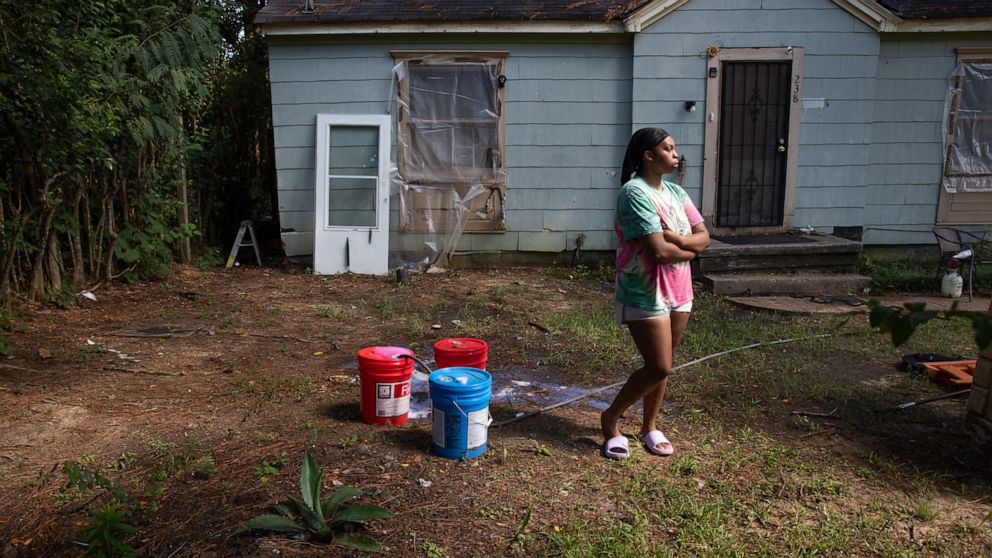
<box><xmin>452</xmin><ymin>400</ymin><xmax>494</xmax><ymax>428</ymax></box>
<box><xmin>452</xmin><ymin>400</ymin><xmax>493</xmax><ymax>461</ymax></box>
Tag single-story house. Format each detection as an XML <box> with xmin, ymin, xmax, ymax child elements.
<box><xmin>255</xmin><ymin>0</ymin><xmax>992</xmax><ymax>274</ymax></box>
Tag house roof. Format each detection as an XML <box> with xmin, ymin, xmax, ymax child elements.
<box><xmin>255</xmin><ymin>0</ymin><xmax>992</xmax><ymax>33</ymax></box>
<box><xmin>254</xmin><ymin>0</ymin><xmax>650</xmax><ymax>25</ymax></box>
<box><xmin>876</xmin><ymin>0</ymin><xmax>992</xmax><ymax>20</ymax></box>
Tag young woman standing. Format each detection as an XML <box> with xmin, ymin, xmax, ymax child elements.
<box><xmin>602</xmin><ymin>128</ymin><xmax>709</xmax><ymax>459</ymax></box>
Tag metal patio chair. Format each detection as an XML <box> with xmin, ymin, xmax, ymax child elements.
<box><xmin>933</xmin><ymin>226</ymin><xmax>992</xmax><ymax>302</ymax></box>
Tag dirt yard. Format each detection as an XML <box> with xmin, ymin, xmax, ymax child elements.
<box><xmin>1</xmin><ymin>266</ymin><xmax>990</xmax><ymax>557</ymax></box>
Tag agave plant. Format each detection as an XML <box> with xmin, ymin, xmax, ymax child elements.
<box><xmin>238</xmin><ymin>450</ymin><xmax>394</xmax><ymax>550</ymax></box>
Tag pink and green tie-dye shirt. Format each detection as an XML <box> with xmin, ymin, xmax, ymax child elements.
<box><xmin>614</xmin><ymin>177</ymin><xmax>704</xmax><ymax>310</ymax></box>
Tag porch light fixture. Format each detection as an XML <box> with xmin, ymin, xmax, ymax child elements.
<box><xmin>684</xmin><ymin>101</ymin><xmax>697</xmax><ymax>112</ymax></box>
<box><xmin>301</xmin><ymin>0</ymin><xmax>315</xmax><ymax>14</ymax></box>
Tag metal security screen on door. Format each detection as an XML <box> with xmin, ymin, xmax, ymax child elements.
<box><xmin>313</xmin><ymin>114</ymin><xmax>390</xmax><ymax>275</ymax></box>
<box><xmin>716</xmin><ymin>62</ymin><xmax>791</xmax><ymax>227</ymax></box>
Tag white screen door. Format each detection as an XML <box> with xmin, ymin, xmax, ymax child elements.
<box><xmin>313</xmin><ymin>114</ymin><xmax>390</xmax><ymax>275</ymax></box>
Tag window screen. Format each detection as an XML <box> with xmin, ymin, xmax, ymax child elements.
<box><xmin>394</xmin><ymin>53</ymin><xmax>506</xmax><ymax>233</ymax></box>
<box><xmin>943</xmin><ymin>62</ymin><xmax>992</xmax><ymax>193</ymax></box>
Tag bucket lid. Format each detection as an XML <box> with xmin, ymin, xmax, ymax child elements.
<box><xmin>429</xmin><ymin>367</ymin><xmax>492</xmax><ymax>389</ymax></box>
<box><xmin>358</xmin><ymin>346</ymin><xmax>413</xmax><ymax>363</ymax></box>
<box><xmin>434</xmin><ymin>338</ymin><xmax>488</xmax><ymax>355</ymax></box>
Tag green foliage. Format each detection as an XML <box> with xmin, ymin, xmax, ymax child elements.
<box><xmin>189</xmin><ymin>1</ymin><xmax>276</xmax><ymax>247</ymax></box>
<box><xmin>868</xmin><ymin>300</ymin><xmax>992</xmax><ymax>349</ymax></box>
<box><xmin>0</xmin><ymin>0</ymin><xmax>223</xmax><ymax>302</ymax></box>
<box><xmin>113</xmin><ymin>166</ymin><xmax>200</xmax><ymax>281</ymax></box>
<box><xmin>61</xmin><ymin>461</ymin><xmax>135</xmax><ymax>509</ymax></box>
<box><xmin>190</xmin><ymin>456</ymin><xmax>217</xmax><ymax>480</ymax></box>
<box><xmin>238</xmin><ymin>450</ymin><xmax>394</xmax><ymax>549</ymax></box>
<box><xmin>46</xmin><ymin>281</ymin><xmax>75</xmax><ymax>309</ymax></box>
<box><xmin>195</xmin><ymin>247</ymin><xmax>225</xmax><ymax>269</ymax></box>
<box><xmin>254</xmin><ymin>451</ymin><xmax>288</xmax><ymax>484</ymax></box>
<box><xmin>0</xmin><ymin>308</ymin><xmax>15</xmax><ymax>355</ymax></box>
<box><xmin>60</xmin><ymin>461</ymin><xmax>139</xmax><ymax>556</ymax></box>
<box><xmin>861</xmin><ymin>256</ymin><xmax>992</xmax><ymax>294</ymax></box>
<box><xmin>422</xmin><ymin>541</ymin><xmax>447</xmax><ymax>557</ymax></box>
<box><xmin>77</xmin><ymin>504</ymin><xmax>138</xmax><ymax>558</ymax></box>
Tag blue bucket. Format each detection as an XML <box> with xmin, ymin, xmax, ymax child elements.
<box><xmin>429</xmin><ymin>367</ymin><xmax>493</xmax><ymax>460</ymax></box>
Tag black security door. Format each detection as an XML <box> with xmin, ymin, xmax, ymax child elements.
<box><xmin>716</xmin><ymin>62</ymin><xmax>791</xmax><ymax>227</ymax></box>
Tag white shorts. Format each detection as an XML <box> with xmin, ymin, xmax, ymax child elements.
<box><xmin>615</xmin><ymin>301</ymin><xmax>693</xmax><ymax>326</ymax></box>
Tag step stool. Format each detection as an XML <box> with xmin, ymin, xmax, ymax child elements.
<box><xmin>226</xmin><ymin>220</ymin><xmax>263</xmax><ymax>269</ymax></box>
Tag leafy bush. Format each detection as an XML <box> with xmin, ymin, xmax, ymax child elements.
<box><xmin>195</xmin><ymin>246</ymin><xmax>225</xmax><ymax>269</ymax></box>
<box><xmin>238</xmin><ymin>450</ymin><xmax>394</xmax><ymax>550</ymax></box>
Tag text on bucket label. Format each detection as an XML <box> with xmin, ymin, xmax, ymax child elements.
<box><xmin>376</xmin><ymin>380</ymin><xmax>411</xmax><ymax>417</ymax></box>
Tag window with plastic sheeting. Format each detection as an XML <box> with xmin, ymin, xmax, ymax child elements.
<box><xmin>394</xmin><ymin>53</ymin><xmax>507</xmax><ymax>233</ymax></box>
<box><xmin>938</xmin><ymin>50</ymin><xmax>992</xmax><ymax>225</ymax></box>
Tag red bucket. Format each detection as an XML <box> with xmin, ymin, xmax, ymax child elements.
<box><xmin>357</xmin><ymin>346</ymin><xmax>413</xmax><ymax>426</ymax></box>
<box><xmin>434</xmin><ymin>338</ymin><xmax>488</xmax><ymax>370</ymax></box>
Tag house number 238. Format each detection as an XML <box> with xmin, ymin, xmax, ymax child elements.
<box><xmin>792</xmin><ymin>75</ymin><xmax>800</xmax><ymax>103</ymax></box>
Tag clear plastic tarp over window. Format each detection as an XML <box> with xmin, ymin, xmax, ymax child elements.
<box><xmin>391</xmin><ymin>53</ymin><xmax>506</xmax><ymax>270</ymax></box>
<box><xmin>942</xmin><ymin>62</ymin><xmax>992</xmax><ymax>193</ymax></box>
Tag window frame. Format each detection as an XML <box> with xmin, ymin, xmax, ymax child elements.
<box><xmin>392</xmin><ymin>51</ymin><xmax>508</xmax><ymax>233</ymax></box>
<box><xmin>938</xmin><ymin>48</ymin><xmax>992</xmax><ymax>225</ymax></box>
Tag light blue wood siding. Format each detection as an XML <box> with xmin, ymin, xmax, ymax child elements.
<box><xmin>266</xmin><ymin>3</ymin><xmax>991</xmax><ymax>260</ymax></box>
<box><xmin>865</xmin><ymin>35</ymin><xmax>992</xmax><ymax>245</ymax></box>
<box><xmin>634</xmin><ymin>0</ymin><xmax>878</xmax><ymax>229</ymax></box>
<box><xmin>268</xmin><ymin>36</ymin><xmax>632</xmax><ymax>256</ymax></box>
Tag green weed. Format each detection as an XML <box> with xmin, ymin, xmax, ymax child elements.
<box><xmin>376</xmin><ymin>295</ymin><xmax>395</xmax><ymax>319</ymax></box>
<box><xmin>238</xmin><ymin>450</ymin><xmax>394</xmax><ymax>550</ymax></box>
<box><xmin>670</xmin><ymin>455</ymin><xmax>700</xmax><ymax>476</ymax></box>
<box><xmin>191</xmin><ymin>456</ymin><xmax>217</xmax><ymax>480</ymax></box>
<box><xmin>908</xmin><ymin>498</ymin><xmax>938</xmax><ymax>521</ymax></box>
<box><xmin>422</xmin><ymin>541</ymin><xmax>446</xmax><ymax>558</ymax></box>
<box><xmin>77</xmin><ymin>504</ymin><xmax>138</xmax><ymax>557</ymax></box>
<box><xmin>254</xmin><ymin>451</ymin><xmax>288</xmax><ymax>484</ymax></box>
<box><xmin>195</xmin><ymin>247</ymin><xmax>224</xmax><ymax>269</ymax></box>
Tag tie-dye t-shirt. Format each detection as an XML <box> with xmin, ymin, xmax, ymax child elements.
<box><xmin>614</xmin><ymin>177</ymin><xmax>704</xmax><ymax>310</ymax></box>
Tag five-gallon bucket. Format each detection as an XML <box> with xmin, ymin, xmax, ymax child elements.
<box><xmin>434</xmin><ymin>338</ymin><xmax>489</xmax><ymax>370</ymax></box>
<box><xmin>357</xmin><ymin>346</ymin><xmax>414</xmax><ymax>426</ymax></box>
<box><xmin>429</xmin><ymin>367</ymin><xmax>493</xmax><ymax>459</ymax></box>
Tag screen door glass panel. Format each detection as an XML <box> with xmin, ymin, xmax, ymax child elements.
<box><xmin>327</xmin><ymin>126</ymin><xmax>378</xmax><ymax>228</ymax></box>
<box><xmin>716</xmin><ymin>61</ymin><xmax>790</xmax><ymax>227</ymax></box>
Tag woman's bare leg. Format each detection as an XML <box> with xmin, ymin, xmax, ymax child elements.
<box><xmin>601</xmin><ymin>317</ymin><xmax>673</xmax><ymax>442</ymax></box>
<box><xmin>640</xmin><ymin>312</ymin><xmax>690</xmax><ymax>448</ymax></box>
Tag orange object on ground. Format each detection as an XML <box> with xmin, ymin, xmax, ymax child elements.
<box><xmin>921</xmin><ymin>359</ymin><xmax>976</xmax><ymax>387</ymax></box>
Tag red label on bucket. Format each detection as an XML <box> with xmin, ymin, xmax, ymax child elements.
<box><xmin>375</xmin><ymin>380</ymin><xmax>410</xmax><ymax>417</ymax></box>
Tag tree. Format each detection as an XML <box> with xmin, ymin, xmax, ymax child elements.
<box><xmin>0</xmin><ymin>0</ymin><xmax>222</xmax><ymax>306</ymax></box>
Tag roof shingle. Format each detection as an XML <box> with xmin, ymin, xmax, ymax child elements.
<box><xmin>254</xmin><ymin>0</ymin><xmax>649</xmax><ymax>25</ymax></box>
<box><xmin>877</xmin><ymin>0</ymin><xmax>992</xmax><ymax>20</ymax></box>
<box><xmin>254</xmin><ymin>1</ymin><xmax>992</xmax><ymax>27</ymax></box>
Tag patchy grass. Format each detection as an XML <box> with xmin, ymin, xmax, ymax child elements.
<box><xmin>861</xmin><ymin>255</ymin><xmax>992</xmax><ymax>294</ymax></box>
<box><xmin>2</xmin><ymin>267</ymin><xmax>990</xmax><ymax>557</ymax></box>
<box><xmin>527</xmin><ymin>281</ymin><xmax>989</xmax><ymax>557</ymax></box>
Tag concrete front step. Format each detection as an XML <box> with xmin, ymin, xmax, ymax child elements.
<box><xmin>697</xmin><ymin>234</ymin><xmax>862</xmax><ymax>273</ymax></box>
<box><xmin>701</xmin><ymin>271</ymin><xmax>872</xmax><ymax>295</ymax></box>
